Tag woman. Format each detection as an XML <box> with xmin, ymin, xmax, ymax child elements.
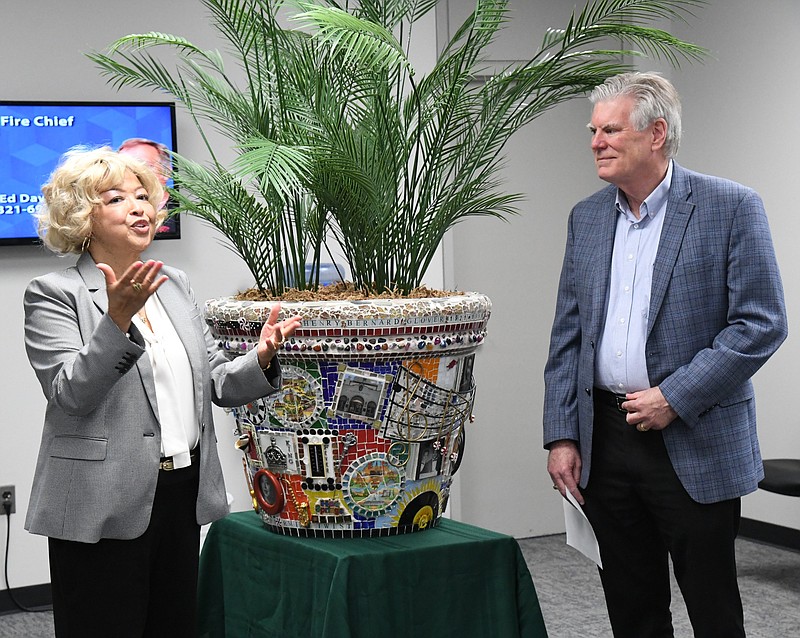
<box><xmin>23</xmin><ymin>147</ymin><xmax>301</xmax><ymax>637</ymax></box>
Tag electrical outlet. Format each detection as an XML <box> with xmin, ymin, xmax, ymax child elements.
<box><xmin>1</xmin><ymin>485</ymin><xmax>15</xmax><ymax>515</ymax></box>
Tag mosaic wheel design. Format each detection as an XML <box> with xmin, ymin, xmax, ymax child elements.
<box><xmin>253</xmin><ymin>468</ymin><xmax>285</xmax><ymax>515</ymax></box>
<box><xmin>266</xmin><ymin>365</ymin><xmax>325</xmax><ymax>427</ymax></box>
<box><xmin>342</xmin><ymin>452</ymin><xmax>406</xmax><ymax>518</ymax></box>
<box><xmin>398</xmin><ymin>490</ymin><xmax>440</xmax><ymax>529</ymax></box>
<box><xmin>240</xmin><ymin>397</ymin><xmax>270</xmax><ymax>426</ymax></box>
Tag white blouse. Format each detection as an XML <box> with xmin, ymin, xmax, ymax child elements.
<box><xmin>132</xmin><ymin>293</ymin><xmax>198</xmax><ymax>469</ymax></box>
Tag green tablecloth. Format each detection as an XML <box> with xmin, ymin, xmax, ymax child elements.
<box><xmin>198</xmin><ymin>511</ymin><xmax>548</xmax><ymax>638</ymax></box>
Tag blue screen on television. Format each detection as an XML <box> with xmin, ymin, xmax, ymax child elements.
<box><xmin>0</xmin><ymin>101</ymin><xmax>178</xmax><ymax>245</ymax></box>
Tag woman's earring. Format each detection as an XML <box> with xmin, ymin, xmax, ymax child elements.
<box><xmin>81</xmin><ymin>236</ymin><xmax>91</xmax><ymax>252</ymax></box>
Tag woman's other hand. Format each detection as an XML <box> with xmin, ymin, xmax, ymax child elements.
<box><xmin>256</xmin><ymin>303</ymin><xmax>302</xmax><ymax>371</ymax></box>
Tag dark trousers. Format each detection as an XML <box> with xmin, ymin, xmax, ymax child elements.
<box><xmin>48</xmin><ymin>460</ymin><xmax>201</xmax><ymax>638</ymax></box>
<box><xmin>582</xmin><ymin>393</ymin><xmax>744</xmax><ymax>638</ymax></box>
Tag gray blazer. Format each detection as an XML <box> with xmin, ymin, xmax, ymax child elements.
<box><xmin>24</xmin><ymin>252</ymin><xmax>278</xmax><ymax>542</ymax></box>
<box><xmin>543</xmin><ymin>163</ymin><xmax>788</xmax><ymax>504</ymax></box>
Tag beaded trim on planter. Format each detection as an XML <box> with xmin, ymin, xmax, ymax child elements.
<box><xmin>206</xmin><ymin>293</ymin><xmax>491</xmax><ymax>361</ymax></box>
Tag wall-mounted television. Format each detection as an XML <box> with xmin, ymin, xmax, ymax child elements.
<box><xmin>0</xmin><ymin>101</ymin><xmax>179</xmax><ymax>246</ymax></box>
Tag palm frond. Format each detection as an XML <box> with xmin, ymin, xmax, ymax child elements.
<box><xmin>87</xmin><ymin>49</ymin><xmax>189</xmax><ymax>97</ymax></box>
<box><xmin>351</xmin><ymin>0</ymin><xmax>439</xmax><ymax>31</ymax></box>
<box><xmin>90</xmin><ymin>0</ymin><xmax>708</xmax><ymax>295</ymax></box>
<box><xmin>106</xmin><ymin>32</ymin><xmax>227</xmax><ymax>73</ymax></box>
<box><xmin>232</xmin><ymin>138</ymin><xmax>314</xmax><ymax>200</ymax></box>
<box><xmin>292</xmin><ymin>4</ymin><xmax>411</xmax><ymax>74</ymax></box>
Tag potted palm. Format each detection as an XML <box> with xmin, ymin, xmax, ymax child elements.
<box><xmin>89</xmin><ymin>0</ymin><xmax>704</xmax><ymax>536</ymax></box>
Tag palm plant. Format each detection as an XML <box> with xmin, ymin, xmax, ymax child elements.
<box><xmin>89</xmin><ymin>0</ymin><xmax>705</xmax><ymax>296</ymax></box>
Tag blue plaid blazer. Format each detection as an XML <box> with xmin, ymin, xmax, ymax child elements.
<box><xmin>543</xmin><ymin>163</ymin><xmax>788</xmax><ymax>504</ymax></box>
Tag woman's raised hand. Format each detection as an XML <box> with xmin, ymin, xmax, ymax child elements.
<box><xmin>97</xmin><ymin>260</ymin><xmax>168</xmax><ymax>332</ymax></box>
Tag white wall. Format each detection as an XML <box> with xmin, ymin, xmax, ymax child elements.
<box><xmin>1</xmin><ymin>0</ymin><xmax>798</xmax><ymax>593</ymax></box>
<box><xmin>448</xmin><ymin>0</ymin><xmax>800</xmax><ymax>537</ymax></box>
<box><xmin>668</xmin><ymin>0</ymin><xmax>800</xmax><ymax>534</ymax></box>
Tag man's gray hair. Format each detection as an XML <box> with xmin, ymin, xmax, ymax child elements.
<box><xmin>590</xmin><ymin>72</ymin><xmax>682</xmax><ymax>159</ymax></box>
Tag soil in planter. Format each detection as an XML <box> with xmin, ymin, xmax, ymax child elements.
<box><xmin>236</xmin><ymin>282</ymin><xmax>460</xmax><ymax>302</ymax></box>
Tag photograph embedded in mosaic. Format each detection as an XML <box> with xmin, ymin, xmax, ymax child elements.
<box><xmin>458</xmin><ymin>354</ymin><xmax>476</xmax><ymax>393</ymax></box>
<box><xmin>332</xmin><ymin>365</ymin><xmax>391</xmax><ymax>424</ymax></box>
<box><xmin>415</xmin><ymin>439</ymin><xmax>443</xmax><ymax>480</ymax></box>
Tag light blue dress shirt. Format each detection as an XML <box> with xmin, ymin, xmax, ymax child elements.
<box><xmin>595</xmin><ymin>161</ymin><xmax>673</xmax><ymax>394</ymax></box>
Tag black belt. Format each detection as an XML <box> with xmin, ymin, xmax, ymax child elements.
<box><xmin>159</xmin><ymin>447</ymin><xmax>199</xmax><ymax>471</ymax></box>
<box><xmin>594</xmin><ymin>388</ymin><xmax>629</xmax><ymax>413</ymax></box>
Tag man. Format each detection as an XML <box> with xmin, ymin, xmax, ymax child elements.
<box><xmin>543</xmin><ymin>72</ymin><xmax>787</xmax><ymax>637</ymax></box>
<box><xmin>118</xmin><ymin>137</ymin><xmax>171</xmax><ymax>211</ymax></box>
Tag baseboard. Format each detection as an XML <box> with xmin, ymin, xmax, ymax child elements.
<box><xmin>739</xmin><ymin>517</ymin><xmax>800</xmax><ymax>552</ymax></box>
<box><xmin>0</xmin><ymin>583</ymin><xmax>52</xmax><ymax>615</ymax></box>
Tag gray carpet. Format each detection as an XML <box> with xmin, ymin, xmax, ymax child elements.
<box><xmin>1</xmin><ymin>535</ymin><xmax>798</xmax><ymax>637</ymax></box>
<box><xmin>517</xmin><ymin>535</ymin><xmax>800</xmax><ymax>637</ymax></box>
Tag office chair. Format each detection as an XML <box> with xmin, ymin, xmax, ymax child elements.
<box><xmin>759</xmin><ymin>459</ymin><xmax>800</xmax><ymax>497</ymax></box>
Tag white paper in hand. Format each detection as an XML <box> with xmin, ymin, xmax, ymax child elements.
<box><xmin>563</xmin><ymin>489</ymin><xmax>603</xmax><ymax>568</ymax></box>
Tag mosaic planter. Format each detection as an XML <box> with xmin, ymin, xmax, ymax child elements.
<box><xmin>205</xmin><ymin>292</ymin><xmax>491</xmax><ymax>537</ymax></box>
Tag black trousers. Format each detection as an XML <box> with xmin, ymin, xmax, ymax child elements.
<box><xmin>48</xmin><ymin>460</ymin><xmax>201</xmax><ymax>638</ymax></box>
<box><xmin>582</xmin><ymin>392</ymin><xmax>744</xmax><ymax>638</ymax></box>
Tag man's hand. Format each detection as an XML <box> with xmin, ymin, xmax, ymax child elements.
<box><xmin>621</xmin><ymin>386</ymin><xmax>677</xmax><ymax>432</ymax></box>
<box><xmin>548</xmin><ymin>440</ymin><xmax>584</xmax><ymax>505</ymax></box>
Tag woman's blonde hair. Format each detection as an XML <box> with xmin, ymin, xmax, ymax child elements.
<box><xmin>36</xmin><ymin>146</ymin><xmax>166</xmax><ymax>254</ymax></box>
